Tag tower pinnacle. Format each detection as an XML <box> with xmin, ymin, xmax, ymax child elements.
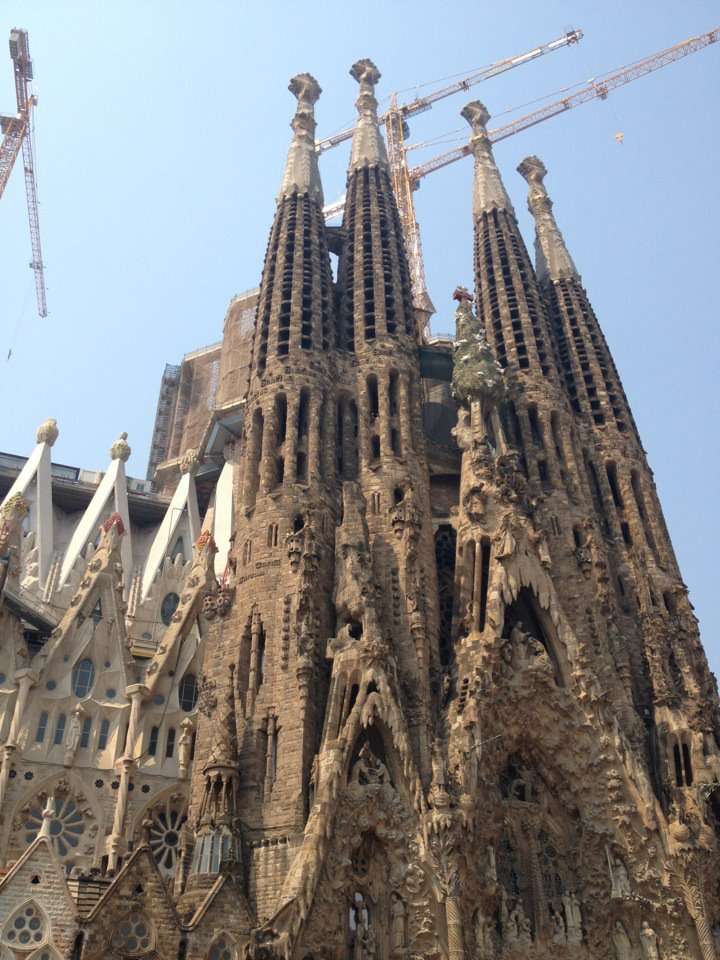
<box><xmin>461</xmin><ymin>100</ymin><xmax>515</xmax><ymax>218</ymax></box>
<box><xmin>349</xmin><ymin>58</ymin><xmax>388</xmax><ymax>169</ymax></box>
<box><xmin>279</xmin><ymin>72</ymin><xmax>324</xmax><ymax>203</ymax></box>
<box><xmin>517</xmin><ymin>155</ymin><xmax>579</xmax><ymax>283</ymax></box>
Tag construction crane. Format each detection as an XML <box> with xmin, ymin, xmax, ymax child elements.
<box><xmin>0</xmin><ymin>29</ymin><xmax>47</xmax><ymax>318</ymax></box>
<box><xmin>318</xmin><ymin>29</ymin><xmax>583</xmax><ymax>321</ymax></box>
<box><xmin>406</xmin><ymin>26</ymin><xmax>719</xmax><ymax>183</ymax></box>
<box><xmin>323</xmin><ymin>25</ymin><xmax>718</xmax><ymax>338</ymax></box>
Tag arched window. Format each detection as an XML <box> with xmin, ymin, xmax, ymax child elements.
<box><xmin>2</xmin><ymin>901</ymin><xmax>47</xmax><ymax>950</ymax></box>
<box><xmin>208</xmin><ymin>935</ymin><xmax>237</xmax><ymax>960</ymax></box>
<box><xmin>110</xmin><ymin>912</ymin><xmax>155</xmax><ymax>956</ymax></box>
<box><xmin>148</xmin><ymin>726</ymin><xmax>159</xmax><ymax>757</ymax></box>
<box><xmin>23</xmin><ymin>794</ymin><xmax>85</xmax><ymax>859</ymax></box>
<box><xmin>35</xmin><ymin>712</ymin><xmax>49</xmax><ymax>743</ymax></box>
<box><xmin>79</xmin><ymin>717</ymin><xmax>92</xmax><ymax>749</ymax></box>
<box><xmin>160</xmin><ymin>592</ymin><xmax>180</xmax><ymax>626</ymax></box>
<box><xmin>53</xmin><ymin>713</ymin><xmax>66</xmax><ymax>745</ymax></box>
<box><xmin>146</xmin><ymin>799</ymin><xmax>187</xmax><ymax>873</ymax></box>
<box><xmin>178</xmin><ymin>674</ymin><xmax>198</xmax><ymax>712</ymax></box>
<box><xmin>98</xmin><ymin>718</ymin><xmax>110</xmax><ymax>751</ymax></box>
<box><xmin>165</xmin><ymin>727</ymin><xmax>176</xmax><ymax>758</ymax></box>
<box><xmin>28</xmin><ymin>947</ymin><xmax>62</xmax><ymax>960</ymax></box>
<box><xmin>71</xmin><ymin>659</ymin><xmax>95</xmax><ymax>698</ymax></box>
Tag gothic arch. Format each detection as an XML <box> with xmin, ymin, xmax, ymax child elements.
<box><xmin>501</xmin><ymin>586</ymin><xmax>567</xmax><ymax>685</ymax></box>
<box><xmin>1</xmin><ymin>899</ymin><xmax>50</xmax><ymax>952</ymax></box>
<box><xmin>207</xmin><ymin>932</ymin><xmax>240</xmax><ymax>960</ymax></box>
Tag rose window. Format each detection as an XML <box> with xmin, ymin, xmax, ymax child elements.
<box><xmin>110</xmin><ymin>913</ymin><xmax>154</xmax><ymax>956</ymax></box>
<box><xmin>2</xmin><ymin>901</ymin><xmax>47</xmax><ymax>950</ymax></box>
<box><xmin>146</xmin><ymin>800</ymin><xmax>187</xmax><ymax>872</ymax></box>
<box><xmin>24</xmin><ymin>793</ymin><xmax>85</xmax><ymax>859</ymax></box>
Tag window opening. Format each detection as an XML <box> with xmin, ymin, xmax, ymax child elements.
<box><xmin>53</xmin><ymin>713</ymin><xmax>66</xmax><ymax>745</ymax></box>
<box><xmin>35</xmin><ymin>711</ymin><xmax>49</xmax><ymax>743</ymax></box>
<box><xmin>165</xmin><ymin>727</ymin><xmax>176</xmax><ymax>758</ymax></box>
<box><xmin>367</xmin><ymin>376</ymin><xmax>379</xmax><ymax>419</ymax></box>
<box><xmin>478</xmin><ymin>538</ymin><xmax>491</xmax><ymax>632</ymax></box>
<box><xmin>179</xmin><ymin>674</ymin><xmax>199</xmax><ymax>712</ymax></box>
<box><xmin>148</xmin><ymin>726</ymin><xmax>159</xmax><ymax>757</ymax></box>
<box><xmin>80</xmin><ymin>717</ymin><xmax>92</xmax><ymax>749</ymax></box>
<box><xmin>71</xmin><ymin>658</ymin><xmax>95</xmax><ymax>698</ymax></box>
<box><xmin>98</xmin><ymin>718</ymin><xmax>110</xmax><ymax>751</ymax></box>
<box><xmin>160</xmin><ymin>592</ymin><xmax>180</xmax><ymax>626</ymax></box>
<box><xmin>682</xmin><ymin>743</ymin><xmax>693</xmax><ymax>786</ymax></box>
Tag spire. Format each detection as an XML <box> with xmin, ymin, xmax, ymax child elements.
<box><xmin>349</xmin><ymin>58</ymin><xmax>388</xmax><ymax>170</ymax></box>
<box><xmin>278</xmin><ymin>73</ymin><xmax>324</xmax><ymax>204</ymax></box>
<box><xmin>461</xmin><ymin>101</ymin><xmax>515</xmax><ymax>219</ymax></box>
<box><xmin>517</xmin><ymin>156</ymin><xmax>579</xmax><ymax>284</ymax></box>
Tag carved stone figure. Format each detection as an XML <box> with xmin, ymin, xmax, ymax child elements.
<box><xmin>640</xmin><ymin>921</ymin><xmax>659</xmax><ymax>960</ymax></box>
<box><xmin>351</xmin><ymin>743</ymin><xmax>390</xmax><ymax>787</ymax></box>
<box><xmin>562</xmin><ymin>891</ymin><xmax>582</xmax><ymax>945</ymax></box>
<box><xmin>390</xmin><ymin>892</ymin><xmax>406</xmax><ymax>952</ymax></box>
<box><xmin>609</xmin><ymin>851</ymin><xmax>632</xmax><ymax>898</ymax></box>
<box><xmin>551</xmin><ymin>908</ymin><xmax>566</xmax><ymax>944</ymax></box>
<box><xmin>64</xmin><ymin>704</ymin><xmax>84</xmax><ymax>766</ymax></box>
<box><xmin>612</xmin><ymin>921</ymin><xmax>633</xmax><ymax>960</ymax></box>
<box><xmin>178</xmin><ymin>716</ymin><xmax>194</xmax><ymax>778</ymax></box>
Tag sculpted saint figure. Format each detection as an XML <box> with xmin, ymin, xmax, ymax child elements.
<box><xmin>562</xmin><ymin>891</ymin><xmax>582</xmax><ymax>945</ymax></box>
<box><xmin>64</xmin><ymin>705</ymin><xmax>84</xmax><ymax>765</ymax></box>
<box><xmin>612</xmin><ymin>921</ymin><xmax>633</xmax><ymax>960</ymax></box>
<box><xmin>610</xmin><ymin>854</ymin><xmax>631</xmax><ymax>898</ymax></box>
<box><xmin>551</xmin><ymin>908</ymin><xmax>566</xmax><ymax>944</ymax></box>
<box><xmin>390</xmin><ymin>893</ymin><xmax>406</xmax><ymax>952</ymax></box>
<box><xmin>640</xmin><ymin>921</ymin><xmax>660</xmax><ymax>960</ymax></box>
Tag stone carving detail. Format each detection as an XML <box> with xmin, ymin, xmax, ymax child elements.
<box><xmin>35</xmin><ymin>417</ymin><xmax>59</xmax><ymax>445</ymax></box>
<box><xmin>612</xmin><ymin>921</ymin><xmax>633</xmax><ymax>960</ymax></box>
<box><xmin>639</xmin><ymin>921</ymin><xmax>660</xmax><ymax>960</ymax></box>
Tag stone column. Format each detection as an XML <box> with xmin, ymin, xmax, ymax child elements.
<box><xmin>285</xmin><ymin>396</ymin><xmax>300</xmax><ymax>484</ymax></box>
<box><xmin>398</xmin><ymin>373</ymin><xmax>413</xmax><ymax>457</ymax></box>
<box><xmin>378</xmin><ymin>373</ymin><xmax>392</xmax><ymax>459</ymax></box>
<box><xmin>6</xmin><ymin>669</ymin><xmax>36</xmax><ymax>745</ymax></box>
<box><xmin>247</xmin><ymin>608</ymin><xmax>261</xmax><ymax>718</ymax></box>
<box><xmin>322</xmin><ymin>395</ymin><xmax>336</xmax><ymax>484</ymax></box>
<box><xmin>357</xmin><ymin>378</ymin><xmax>372</xmax><ymax>465</ymax></box>
<box><xmin>264</xmin><ymin>714</ymin><xmax>277</xmax><ymax>797</ymax></box>
<box><xmin>125</xmin><ymin>684</ymin><xmax>148</xmax><ymax>758</ymax></box>
<box><xmin>242</xmin><ymin>409</ymin><xmax>263</xmax><ymax>509</ymax></box>
<box><xmin>308</xmin><ymin>394</ymin><xmax>322</xmax><ymax>482</ymax></box>
<box><xmin>0</xmin><ymin>744</ymin><xmax>16</xmax><ymax>811</ymax></box>
<box><xmin>260</xmin><ymin>403</ymin><xmax>279</xmax><ymax>494</ymax></box>
<box><xmin>446</xmin><ymin>893</ymin><xmax>465</xmax><ymax>960</ymax></box>
<box><xmin>108</xmin><ymin>756</ymin><xmax>134</xmax><ymax>871</ymax></box>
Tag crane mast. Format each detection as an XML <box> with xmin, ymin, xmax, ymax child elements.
<box><xmin>0</xmin><ymin>29</ymin><xmax>47</xmax><ymax>318</ymax></box>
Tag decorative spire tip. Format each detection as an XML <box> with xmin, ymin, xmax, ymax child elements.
<box><xmin>288</xmin><ymin>72</ymin><xmax>321</xmax><ymax>108</ymax></box>
<box><xmin>350</xmin><ymin>58</ymin><xmax>381</xmax><ymax>90</ymax></box>
<box><xmin>517</xmin><ymin>155</ymin><xmax>547</xmax><ymax>184</ymax></box>
<box><xmin>461</xmin><ymin>100</ymin><xmax>491</xmax><ymax>136</ymax></box>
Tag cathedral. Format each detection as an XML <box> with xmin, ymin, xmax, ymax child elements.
<box><xmin>0</xmin><ymin>57</ymin><xmax>718</xmax><ymax>960</ymax></box>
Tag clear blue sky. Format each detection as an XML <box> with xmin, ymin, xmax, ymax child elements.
<box><xmin>0</xmin><ymin>1</ymin><xmax>718</xmax><ymax>675</ymax></box>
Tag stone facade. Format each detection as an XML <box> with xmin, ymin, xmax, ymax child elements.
<box><xmin>0</xmin><ymin>59</ymin><xmax>719</xmax><ymax>960</ymax></box>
